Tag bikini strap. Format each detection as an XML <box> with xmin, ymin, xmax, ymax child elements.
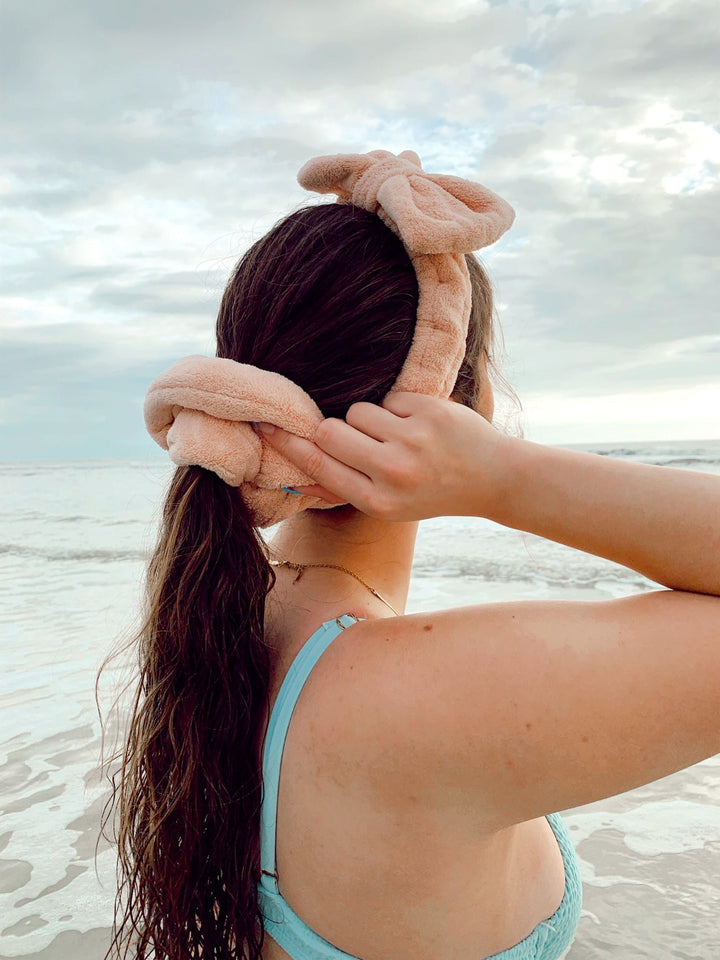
<box><xmin>260</xmin><ymin>614</ymin><xmax>361</xmax><ymax>888</ymax></box>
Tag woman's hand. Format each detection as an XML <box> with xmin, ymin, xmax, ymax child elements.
<box><xmin>255</xmin><ymin>392</ymin><xmax>506</xmax><ymax>522</ymax></box>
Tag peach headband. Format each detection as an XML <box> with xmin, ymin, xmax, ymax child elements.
<box><xmin>144</xmin><ymin>150</ymin><xmax>515</xmax><ymax>528</ymax></box>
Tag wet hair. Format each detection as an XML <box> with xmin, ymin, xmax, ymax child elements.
<box><xmin>101</xmin><ymin>203</ymin><xmax>499</xmax><ymax>960</ymax></box>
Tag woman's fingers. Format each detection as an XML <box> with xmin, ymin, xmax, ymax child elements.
<box><xmin>288</xmin><ymin>483</ymin><xmax>347</xmax><ymax>504</ymax></box>
<box><xmin>344</xmin><ymin>400</ymin><xmax>408</xmax><ymax>440</ymax></box>
<box><xmin>312</xmin><ymin>417</ymin><xmax>386</xmax><ymax>471</ymax></box>
<box><xmin>381</xmin><ymin>390</ymin><xmax>430</xmax><ymax>416</ymax></box>
<box><xmin>255</xmin><ymin>424</ymin><xmax>374</xmax><ymax>505</ymax></box>
<box><xmin>254</xmin><ymin>393</ymin><xmax>495</xmax><ymax>521</ymax></box>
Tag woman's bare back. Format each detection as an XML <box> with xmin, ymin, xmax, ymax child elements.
<box><xmin>261</xmin><ymin>606</ymin><xmax>567</xmax><ymax>960</ymax></box>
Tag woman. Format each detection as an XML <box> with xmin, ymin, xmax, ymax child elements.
<box><xmin>106</xmin><ymin>151</ymin><xmax>720</xmax><ymax>960</ymax></box>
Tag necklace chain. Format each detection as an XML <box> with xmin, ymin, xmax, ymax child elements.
<box><xmin>268</xmin><ymin>558</ymin><xmax>400</xmax><ymax>617</ymax></box>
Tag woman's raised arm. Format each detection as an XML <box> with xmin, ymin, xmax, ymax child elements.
<box><xmin>257</xmin><ymin>392</ymin><xmax>720</xmax><ymax>596</ymax></box>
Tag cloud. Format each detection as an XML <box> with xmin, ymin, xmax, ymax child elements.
<box><xmin>1</xmin><ymin>0</ymin><xmax>718</xmax><ymax>457</ymax></box>
<box><xmin>545</xmin><ymin>0</ymin><xmax>720</xmax><ymax>112</ymax></box>
<box><xmin>0</xmin><ymin>322</ymin><xmax>205</xmax><ymax>459</ymax></box>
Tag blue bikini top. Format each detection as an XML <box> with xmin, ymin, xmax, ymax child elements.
<box><xmin>258</xmin><ymin>614</ymin><xmax>583</xmax><ymax>959</ymax></box>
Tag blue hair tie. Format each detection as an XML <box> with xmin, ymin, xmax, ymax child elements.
<box><xmin>281</xmin><ymin>486</ymin><xmax>303</xmax><ymax>495</ymax></box>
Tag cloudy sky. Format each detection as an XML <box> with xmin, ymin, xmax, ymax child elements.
<box><xmin>3</xmin><ymin>0</ymin><xmax>719</xmax><ymax>460</ymax></box>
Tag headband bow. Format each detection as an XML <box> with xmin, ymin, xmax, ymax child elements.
<box><xmin>298</xmin><ymin>149</ymin><xmax>514</xmax><ymax>255</ymax></box>
<box><xmin>144</xmin><ymin>149</ymin><xmax>515</xmax><ymax>527</ymax></box>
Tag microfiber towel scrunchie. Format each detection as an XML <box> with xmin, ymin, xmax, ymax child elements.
<box><xmin>144</xmin><ymin>357</ymin><xmax>327</xmax><ymax>528</ymax></box>
<box><xmin>144</xmin><ymin>149</ymin><xmax>515</xmax><ymax>528</ymax></box>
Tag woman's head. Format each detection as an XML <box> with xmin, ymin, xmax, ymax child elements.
<box><xmin>216</xmin><ymin>202</ymin><xmax>498</xmax><ymax>423</ymax></box>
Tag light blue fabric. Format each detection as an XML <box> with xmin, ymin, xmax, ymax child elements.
<box><xmin>258</xmin><ymin>614</ymin><xmax>583</xmax><ymax>960</ymax></box>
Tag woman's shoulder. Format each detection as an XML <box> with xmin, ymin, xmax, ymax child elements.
<box><xmin>309</xmin><ymin>592</ymin><xmax>720</xmax><ymax>828</ymax></box>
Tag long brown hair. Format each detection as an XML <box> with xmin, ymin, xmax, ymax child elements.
<box><xmin>100</xmin><ymin>203</ymin><xmax>498</xmax><ymax>959</ymax></box>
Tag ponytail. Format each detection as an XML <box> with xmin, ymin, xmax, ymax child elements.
<box><xmin>103</xmin><ymin>465</ymin><xmax>274</xmax><ymax>960</ymax></box>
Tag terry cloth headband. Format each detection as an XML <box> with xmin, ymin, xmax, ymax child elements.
<box><xmin>144</xmin><ymin>150</ymin><xmax>515</xmax><ymax>528</ymax></box>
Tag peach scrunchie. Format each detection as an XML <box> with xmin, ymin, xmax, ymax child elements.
<box><xmin>144</xmin><ymin>149</ymin><xmax>515</xmax><ymax>528</ymax></box>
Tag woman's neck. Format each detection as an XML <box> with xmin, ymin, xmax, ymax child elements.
<box><xmin>263</xmin><ymin>506</ymin><xmax>419</xmax><ymax>649</ymax></box>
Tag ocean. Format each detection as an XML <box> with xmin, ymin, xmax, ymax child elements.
<box><xmin>2</xmin><ymin>440</ymin><xmax>719</xmax><ymax>959</ymax></box>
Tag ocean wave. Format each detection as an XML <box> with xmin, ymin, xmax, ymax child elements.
<box><xmin>591</xmin><ymin>447</ymin><xmax>647</xmax><ymax>458</ymax></box>
<box><xmin>411</xmin><ymin>556</ymin><xmax>650</xmax><ymax>591</ymax></box>
<box><xmin>0</xmin><ymin>543</ymin><xmax>147</xmax><ymax>563</ymax></box>
<box><xmin>590</xmin><ymin>449</ymin><xmax>719</xmax><ymax>465</ymax></box>
<box><xmin>647</xmin><ymin>456</ymin><xmax>720</xmax><ymax>468</ymax></box>
<box><xmin>0</xmin><ymin>458</ymin><xmax>168</xmax><ymax>474</ymax></box>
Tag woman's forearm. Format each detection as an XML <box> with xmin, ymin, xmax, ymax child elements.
<box><xmin>256</xmin><ymin>395</ymin><xmax>720</xmax><ymax>595</ymax></box>
<box><xmin>485</xmin><ymin>438</ymin><xmax>720</xmax><ymax>596</ymax></box>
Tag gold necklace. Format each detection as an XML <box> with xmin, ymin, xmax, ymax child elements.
<box><xmin>268</xmin><ymin>558</ymin><xmax>401</xmax><ymax>617</ymax></box>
